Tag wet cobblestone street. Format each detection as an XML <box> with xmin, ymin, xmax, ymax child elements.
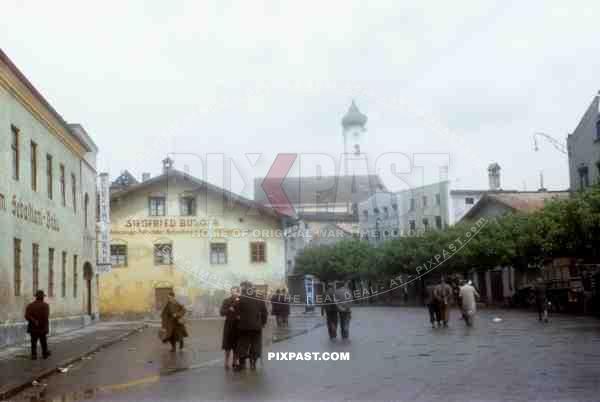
<box><xmin>11</xmin><ymin>307</ymin><xmax>600</xmax><ymax>402</ymax></box>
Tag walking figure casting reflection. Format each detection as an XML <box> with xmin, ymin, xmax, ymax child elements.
<box><xmin>235</xmin><ymin>281</ymin><xmax>268</xmax><ymax>371</ymax></box>
<box><xmin>220</xmin><ymin>287</ymin><xmax>240</xmax><ymax>370</ymax></box>
<box><xmin>321</xmin><ymin>282</ymin><xmax>353</xmax><ymax>340</ymax></box>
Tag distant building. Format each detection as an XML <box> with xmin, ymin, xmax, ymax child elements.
<box><xmin>449</xmin><ymin>189</ymin><xmax>486</xmax><ymax>225</ymax></box>
<box><xmin>459</xmin><ymin>190</ymin><xmax>569</xmax><ymax>305</ymax></box>
<box><xmin>359</xmin><ymin>181</ymin><xmax>450</xmax><ymax>245</ymax></box>
<box><xmin>567</xmin><ymin>91</ymin><xmax>600</xmax><ymax>191</ymax></box>
<box><xmin>460</xmin><ymin>191</ymin><xmax>569</xmax><ymax>222</ymax></box>
<box><xmin>0</xmin><ymin>50</ymin><xmax>99</xmax><ymax>348</ymax></box>
<box><xmin>101</xmin><ymin>158</ymin><xmax>292</xmax><ymax>318</ymax></box>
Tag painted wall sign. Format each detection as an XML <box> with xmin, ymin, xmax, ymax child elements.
<box><xmin>10</xmin><ymin>195</ymin><xmax>60</xmax><ymax>232</ymax></box>
<box><xmin>113</xmin><ymin>217</ymin><xmax>219</xmax><ymax>234</ymax></box>
<box><xmin>97</xmin><ymin>173</ymin><xmax>112</xmax><ymax>274</ymax></box>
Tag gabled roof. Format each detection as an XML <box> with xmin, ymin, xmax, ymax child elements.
<box><xmin>461</xmin><ymin>191</ymin><xmax>569</xmax><ymax>221</ymax></box>
<box><xmin>111</xmin><ymin>168</ymin><xmax>295</xmax><ymax>218</ymax></box>
<box><xmin>255</xmin><ymin>174</ymin><xmax>386</xmax><ymax>207</ymax></box>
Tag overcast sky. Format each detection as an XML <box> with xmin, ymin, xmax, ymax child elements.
<box><xmin>2</xmin><ymin>0</ymin><xmax>598</xmax><ymax>196</ymax></box>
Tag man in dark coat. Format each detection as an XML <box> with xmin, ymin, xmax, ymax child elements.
<box><xmin>424</xmin><ymin>282</ymin><xmax>440</xmax><ymax>328</ymax></box>
<box><xmin>280</xmin><ymin>289</ymin><xmax>290</xmax><ymax>328</ymax></box>
<box><xmin>321</xmin><ymin>284</ymin><xmax>338</xmax><ymax>339</ymax></box>
<box><xmin>534</xmin><ymin>278</ymin><xmax>549</xmax><ymax>323</ymax></box>
<box><xmin>235</xmin><ymin>281</ymin><xmax>268</xmax><ymax>370</ymax></box>
<box><xmin>334</xmin><ymin>282</ymin><xmax>353</xmax><ymax>339</ymax></box>
<box><xmin>25</xmin><ymin>290</ymin><xmax>51</xmax><ymax>360</ymax></box>
<box><xmin>271</xmin><ymin>289</ymin><xmax>282</xmax><ymax>328</ymax></box>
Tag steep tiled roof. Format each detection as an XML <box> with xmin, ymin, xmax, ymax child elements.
<box><xmin>487</xmin><ymin>192</ymin><xmax>569</xmax><ymax>212</ymax></box>
<box><xmin>461</xmin><ymin>191</ymin><xmax>569</xmax><ymax>221</ymax></box>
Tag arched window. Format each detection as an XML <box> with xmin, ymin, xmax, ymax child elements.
<box><xmin>84</xmin><ymin>193</ymin><xmax>89</xmax><ymax>229</ymax></box>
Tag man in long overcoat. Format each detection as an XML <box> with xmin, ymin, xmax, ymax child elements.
<box><xmin>25</xmin><ymin>290</ymin><xmax>51</xmax><ymax>360</ymax></box>
<box><xmin>236</xmin><ymin>281</ymin><xmax>268</xmax><ymax>370</ymax></box>
<box><xmin>161</xmin><ymin>291</ymin><xmax>189</xmax><ymax>351</ymax></box>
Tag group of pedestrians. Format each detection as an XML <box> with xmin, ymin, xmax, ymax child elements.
<box><xmin>270</xmin><ymin>288</ymin><xmax>291</xmax><ymax>328</ymax></box>
<box><xmin>219</xmin><ymin>281</ymin><xmax>268</xmax><ymax>371</ymax></box>
<box><xmin>425</xmin><ymin>277</ymin><xmax>480</xmax><ymax>328</ymax></box>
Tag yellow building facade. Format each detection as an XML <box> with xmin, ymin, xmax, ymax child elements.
<box><xmin>100</xmin><ymin>163</ymin><xmax>289</xmax><ymax>317</ymax></box>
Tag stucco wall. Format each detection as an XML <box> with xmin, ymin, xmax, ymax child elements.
<box><xmin>0</xmin><ymin>81</ymin><xmax>98</xmax><ymax>324</ymax></box>
<box><xmin>567</xmin><ymin>95</ymin><xmax>600</xmax><ymax>191</ymax></box>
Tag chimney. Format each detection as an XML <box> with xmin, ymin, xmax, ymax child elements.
<box><xmin>488</xmin><ymin>163</ymin><xmax>501</xmax><ymax>191</ymax></box>
<box><xmin>142</xmin><ymin>172</ymin><xmax>151</xmax><ymax>182</ymax></box>
<box><xmin>162</xmin><ymin>156</ymin><xmax>174</xmax><ymax>174</ymax></box>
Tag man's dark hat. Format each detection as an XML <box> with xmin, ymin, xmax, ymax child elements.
<box><xmin>35</xmin><ymin>290</ymin><xmax>45</xmax><ymax>298</ymax></box>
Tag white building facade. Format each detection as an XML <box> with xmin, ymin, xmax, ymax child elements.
<box><xmin>0</xmin><ymin>50</ymin><xmax>99</xmax><ymax>348</ymax></box>
<box><xmin>359</xmin><ymin>181</ymin><xmax>451</xmax><ymax>244</ymax></box>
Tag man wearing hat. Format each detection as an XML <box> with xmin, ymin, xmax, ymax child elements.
<box><xmin>25</xmin><ymin>290</ymin><xmax>51</xmax><ymax>360</ymax></box>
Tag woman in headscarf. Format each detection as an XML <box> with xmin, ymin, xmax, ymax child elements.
<box><xmin>161</xmin><ymin>291</ymin><xmax>188</xmax><ymax>352</ymax></box>
<box><xmin>220</xmin><ymin>287</ymin><xmax>240</xmax><ymax>369</ymax></box>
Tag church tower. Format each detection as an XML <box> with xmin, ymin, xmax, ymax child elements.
<box><xmin>341</xmin><ymin>100</ymin><xmax>368</xmax><ymax>176</ymax></box>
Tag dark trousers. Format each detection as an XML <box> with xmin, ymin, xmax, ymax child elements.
<box><xmin>427</xmin><ymin>303</ymin><xmax>440</xmax><ymax>324</ymax></box>
<box><xmin>30</xmin><ymin>333</ymin><xmax>48</xmax><ymax>358</ymax></box>
<box><xmin>325</xmin><ymin>311</ymin><xmax>338</xmax><ymax>338</ymax></box>
<box><xmin>339</xmin><ymin>311</ymin><xmax>351</xmax><ymax>339</ymax></box>
<box><xmin>536</xmin><ymin>301</ymin><xmax>547</xmax><ymax>321</ymax></box>
<box><xmin>237</xmin><ymin>330</ymin><xmax>262</xmax><ymax>362</ymax></box>
<box><xmin>169</xmin><ymin>336</ymin><xmax>184</xmax><ymax>350</ymax></box>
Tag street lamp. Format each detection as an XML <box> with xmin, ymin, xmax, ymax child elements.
<box><xmin>532</xmin><ymin>132</ymin><xmax>567</xmax><ymax>155</ymax></box>
<box><xmin>531</xmin><ymin>132</ymin><xmax>568</xmax><ymax>191</ymax></box>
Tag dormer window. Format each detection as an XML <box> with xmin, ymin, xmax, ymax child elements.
<box><xmin>383</xmin><ymin>206</ymin><xmax>389</xmax><ymax>218</ymax></box>
<box><xmin>373</xmin><ymin>207</ymin><xmax>380</xmax><ymax>215</ymax></box>
<box><xmin>391</xmin><ymin>203</ymin><xmax>398</xmax><ymax>212</ymax></box>
<box><xmin>596</xmin><ymin>119</ymin><xmax>600</xmax><ymax>141</ymax></box>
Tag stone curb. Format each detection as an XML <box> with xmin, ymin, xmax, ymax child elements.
<box><xmin>0</xmin><ymin>323</ymin><xmax>148</xmax><ymax>401</ymax></box>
